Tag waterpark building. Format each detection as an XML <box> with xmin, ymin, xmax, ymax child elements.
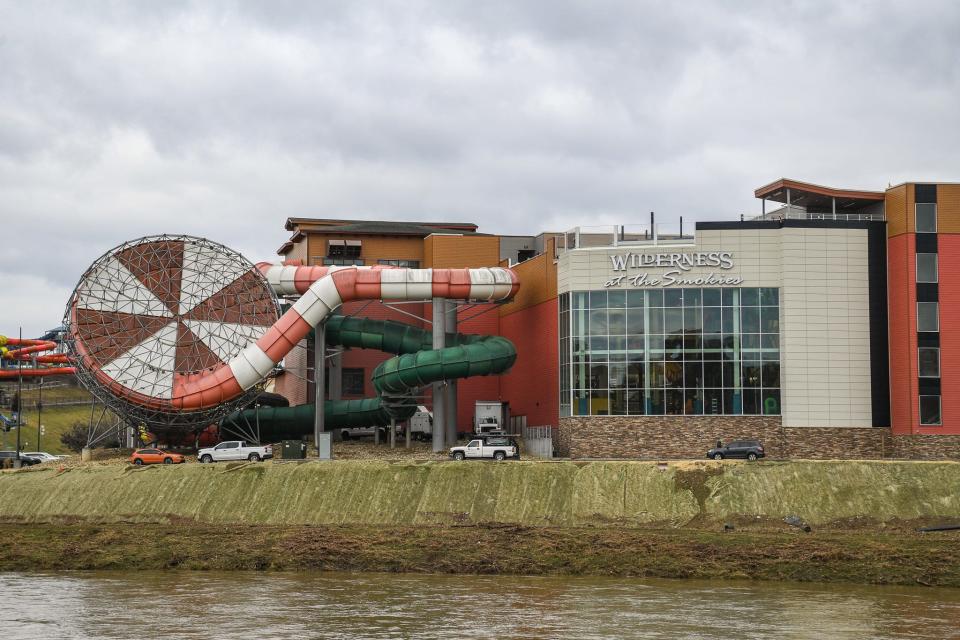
<box><xmin>273</xmin><ymin>178</ymin><xmax>960</xmax><ymax>460</ymax></box>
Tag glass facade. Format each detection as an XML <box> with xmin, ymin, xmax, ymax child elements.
<box><xmin>560</xmin><ymin>287</ymin><xmax>781</xmax><ymax>417</ymax></box>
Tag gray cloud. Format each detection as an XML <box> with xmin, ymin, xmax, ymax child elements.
<box><xmin>1</xmin><ymin>0</ymin><xmax>959</xmax><ymax>335</ymax></box>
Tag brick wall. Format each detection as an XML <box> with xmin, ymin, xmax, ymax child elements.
<box><xmin>890</xmin><ymin>434</ymin><xmax>960</xmax><ymax>459</ymax></box>
<box><xmin>556</xmin><ymin>416</ymin><xmax>893</xmax><ymax>460</ymax></box>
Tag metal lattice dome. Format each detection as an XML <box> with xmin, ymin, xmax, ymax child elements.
<box><xmin>65</xmin><ymin>235</ymin><xmax>280</xmax><ymax>433</ymax></box>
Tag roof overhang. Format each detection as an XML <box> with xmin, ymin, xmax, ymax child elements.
<box><xmin>755</xmin><ymin>178</ymin><xmax>884</xmax><ymax>210</ymax></box>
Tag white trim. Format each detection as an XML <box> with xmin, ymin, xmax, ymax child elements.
<box><xmin>917</xmin><ymin>301</ymin><xmax>940</xmax><ymax>332</ymax></box>
<box><xmin>915</xmin><ymin>202</ymin><xmax>938</xmax><ymax>233</ymax></box>
<box><xmin>916</xmin><ymin>253</ymin><xmax>938</xmax><ymax>283</ymax></box>
<box><xmin>919</xmin><ymin>394</ymin><xmax>942</xmax><ymax>426</ymax></box>
<box><xmin>918</xmin><ymin>347</ymin><xmax>941</xmax><ymax>378</ymax></box>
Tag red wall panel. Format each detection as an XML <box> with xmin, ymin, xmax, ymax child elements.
<box><xmin>499</xmin><ymin>298</ymin><xmax>559</xmax><ymax>428</ymax></box>
<box><xmin>935</xmin><ymin>235</ymin><xmax>960</xmax><ymax>434</ymax></box>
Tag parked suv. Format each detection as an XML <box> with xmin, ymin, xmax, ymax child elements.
<box><xmin>706</xmin><ymin>440</ymin><xmax>765</xmax><ymax>461</ymax></box>
<box><xmin>0</xmin><ymin>451</ymin><xmax>42</xmax><ymax>466</ymax></box>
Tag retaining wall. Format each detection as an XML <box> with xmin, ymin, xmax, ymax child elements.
<box><xmin>1</xmin><ymin>460</ymin><xmax>959</xmax><ymax>527</ymax></box>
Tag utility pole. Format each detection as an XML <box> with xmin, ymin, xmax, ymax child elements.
<box><xmin>36</xmin><ymin>364</ymin><xmax>42</xmax><ymax>451</ymax></box>
<box><xmin>15</xmin><ymin>327</ymin><xmax>22</xmax><ymax>467</ymax></box>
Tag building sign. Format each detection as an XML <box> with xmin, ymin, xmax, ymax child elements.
<box><xmin>604</xmin><ymin>251</ymin><xmax>743</xmax><ymax>288</ymax></box>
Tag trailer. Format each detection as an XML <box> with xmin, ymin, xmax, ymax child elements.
<box><xmin>474</xmin><ymin>401</ymin><xmax>509</xmax><ymax>435</ymax></box>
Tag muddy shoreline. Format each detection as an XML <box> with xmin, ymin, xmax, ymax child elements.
<box><xmin>3</xmin><ymin>520</ymin><xmax>959</xmax><ymax>587</ymax></box>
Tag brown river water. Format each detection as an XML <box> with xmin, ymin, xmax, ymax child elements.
<box><xmin>2</xmin><ymin>571</ymin><xmax>959</xmax><ymax>639</ymax></box>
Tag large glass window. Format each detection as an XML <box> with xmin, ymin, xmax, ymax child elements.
<box><xmin>920</xmin><ymin>395</ymin><xmax>941</xmax><ymax>426</ymax></box>
<box><xmin>918</xmin><ymin>348</ymin><xmax>940</xmax><ymax>378</ymax></box>
<box><xmin>560</xmin><ymin>287</ymin><xmax>780</xmax><ymax>416</ymax></box>
<box><xmin>917</xmin><ymin>302</ymin><xmax>939</xmax><ymax>332</ymax></box>
<box><xmin>916</xmin><ymin>254</ymin><xmax>938</xmax><ymax>283</ymax></box>
<box><xmin>916</xmin><ymin>203</ymin><xmax>937</xmax><ymax>233</ymax></box>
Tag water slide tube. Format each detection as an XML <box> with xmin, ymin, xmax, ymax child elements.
<box><xmin>71</xmin><ymin>264</ymin><xmax>519</xmax><ymax>413</ymax></box>
<box><xmin>0</xmin><ymin>336</ymin><xmax>75</xmax><ymax>379</ymax></box>
<box><xmin>221</xmin><ymin>314</ymin><xmax>518</xmax><ymax>441</ymax></box>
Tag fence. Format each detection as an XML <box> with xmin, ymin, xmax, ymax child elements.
<box><xmin>522</xmin><ymin>425</ymin><xmax>554</xmax><ymax>460</ymax></box>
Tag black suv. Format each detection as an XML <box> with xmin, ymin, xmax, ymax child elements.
<box><xmin>706</xmin><ymin>440</ymin><xmax>765</xmax><ymax>461</ymax></box>
<box><xmin>0</xmin><ymin>451</ymin><xmax>42</xmax><ymax>466</ymax></box>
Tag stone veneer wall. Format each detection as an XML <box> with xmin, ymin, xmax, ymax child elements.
<box><xmin>557</xmin><ymin>416</ymin><xmax>897</xmax><ymax>460</ymax></box>
<box><xmin>889</xmin><ymin>435</ymin><xmax>960</xmax><ymax>460</ymax></box>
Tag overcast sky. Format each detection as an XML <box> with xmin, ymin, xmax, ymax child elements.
<box><xmin>2</xmin><ymin>1</ymin><xmax>959</xmax><ymax>335</ymax></box>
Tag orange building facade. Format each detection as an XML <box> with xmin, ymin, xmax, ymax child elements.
<box><xmin>272</xmin><ymin>218</ymin><xmax>560</xmax><ymax>433</ymax></box>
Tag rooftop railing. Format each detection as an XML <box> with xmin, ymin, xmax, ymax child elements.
<box><xmin>561</xmin><ymin>225</ymin><xmax>695</xmax><ymax>251</ymax></box>
<box><xmin>753</xmin><ymin>205</ymin><xmax>885</xmax><ymax>222</ymax></box>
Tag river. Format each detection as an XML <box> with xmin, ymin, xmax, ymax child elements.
<box><xmin>2</xmin><ymin>571</ymin><xmax>958</xmax><ymax>639</ymax></box>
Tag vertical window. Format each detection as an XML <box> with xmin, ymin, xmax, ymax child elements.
<box><xmin>916</xmin><ymin>203</ymin><xmax>937</xmax><ymax>233</ymax></box>
<box><xmin>917</xmin><ymin>302</ymin><xmax>939</xmax><ymax>332</ymax></box>
<box><xmin>916</xmin><ymin>254</ymin><xmax>938</xmax><ymax>283</ymax></box>
<box><xmin>342</xmin><ymin>368</ymin><xmax>366</xmax><ymax>395</ymax></box>
<box><xmin>918</xmin><ymin>348</ymin><xmax>940</xmax><ymax>378</ymax></box>
<box><xmin>919</xmin><ymin>395</ymin><xmax>942</xmax><ymax>426</ymax></box>
<box><xmin>559</xmin><ymin>287</ymin><xmax>780</xmax><ymax>417</ymax></box>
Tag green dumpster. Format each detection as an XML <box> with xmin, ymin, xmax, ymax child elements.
<box><xmin>281</xmin><ymin>440</ymin><xmax>307</xmax><ymax>460</ymax></box>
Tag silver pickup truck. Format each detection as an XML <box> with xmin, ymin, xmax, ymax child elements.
<box><xmin>449</xmin><ymin>435</ymin><xmax>520</xmax><ymax>461</ymax></box>
<box><xmin>197</xmin><ymin>440</ymin><xmax>273</xmax><ymax>463</ymax></box>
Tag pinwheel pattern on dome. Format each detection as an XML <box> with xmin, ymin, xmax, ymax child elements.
<box><xmin>64</xmin><ymin>235</ymin><xmax>280</xmax><ymax>432</ymax></box>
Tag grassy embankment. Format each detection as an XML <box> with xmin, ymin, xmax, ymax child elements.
<box><xmin>1</xmin><ymin>459</ymin><xmax>960</xmax><ymax>585</ymax></box>
<box><xmin>0</xmin><ymin>381</ymin><xmax>115</xmax><ymax>455</ymax></box>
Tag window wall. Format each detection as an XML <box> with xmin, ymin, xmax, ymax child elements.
<box><xmin>560</xmin><ymin>287</ymin><xmax>781</xmax><ymax>417</ymax></box>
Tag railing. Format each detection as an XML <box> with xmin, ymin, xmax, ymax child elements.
<box><xmin>755</xmin><ymin>206</ymin><xmax>885</xmax><ymax>222</ymax></box>
<box><xmin>522</xmin><ymin>425</ymin><xmax>554</xmax><ymax>459</ymax></box>
<box><xmin>560</xmin><ymin>225</ymin><xmax>695</xmax><ymax>251</ymax></box>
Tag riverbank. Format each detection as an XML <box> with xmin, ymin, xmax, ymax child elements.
<box><xmin>1</xmin><ymin>520</ymin><xmax>959</xmax><ymax>586</ymax></box>
<box><xmin>3</xmin><ymin>459</ymin><xmax>960</xmax><ymax>585</ymax></box>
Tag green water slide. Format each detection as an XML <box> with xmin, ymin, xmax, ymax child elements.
<box><xmin>221</xmin><ymin>315</ymin><xmax>516</xmax><ymax>441</ymax></box>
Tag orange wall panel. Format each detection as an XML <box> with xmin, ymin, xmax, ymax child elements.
<box><xmin>500</xmin><ymin>238</ymin><xmax>558</xmax><ymax>317</ymax></box>
<box><xmin>424</xmin><ymin>235</ymin><xmax>500</xmax><ymax>268</ymax></box>
<box><xmin>938</xmin><ymin>185</ymin><xmax>960</xmax><ymax>234</ymax></box>
<box><xmin>886</xmin><ymin>184</ymin><xmax>908</xmax><ymax>238</ymax></box>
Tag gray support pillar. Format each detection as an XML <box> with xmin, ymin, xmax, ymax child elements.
<box><xmin>432</xmin><ymin>298</ymin><xmax>446</xmax><ymax>452</ymax></box>
<box><xmin>390</xmin><ymin>418</ymin><xmax>396</xmax><ymax>449</ymax></box>
<box><xmin>405</xmin><ymin>418</ymin><xmax>411</xmax><ymax>449</ymax></box>
<box><xmin>832</xmin><ymin>196</ymin><xmax>837</xmax><ymax>220</ymax></box>
<box><xmin>314</xmin><ymin>324</ymin><xmax>325</xmax><ymax>453</ymax></box>
<box><xmin>444</xmin><ymin>299</ymin><xmax>458</xmax><ymax>445</ymax></box>
<box><xmin>329</xmin><ymin>350</ymin><xmax>342</xmax><ymax>401</ymax></box>
<box><xmin>328</xmin><ymin>347</ymin><xmax>342</xmax><ymax>442</ymax></box>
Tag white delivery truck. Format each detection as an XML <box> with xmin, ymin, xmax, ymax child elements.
<box><xmin>474</xmin><ymin>401</ymin><xmax>509</xmax><ymax>435</ymax></box>
<box><xmin>408</xmin><ymin>406</ymin><xmax>433</xmax><ymax>441</ymax></box>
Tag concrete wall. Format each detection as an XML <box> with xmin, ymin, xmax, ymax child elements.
<box><xmin>4</xmin><ymin>460</ymin><xmax>960</xmax><ymax>527</ymax></box>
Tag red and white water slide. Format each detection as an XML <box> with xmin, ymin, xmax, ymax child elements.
<box><xmin>68</xmin><ymin>236</ymin><xmax>520</xmax><ymax>419</ymax></box>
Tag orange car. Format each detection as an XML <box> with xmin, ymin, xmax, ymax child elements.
<box><xmin>129</xmin><ymin>448</ymin><xmax>186</xmax><ymax>465</ymax></box>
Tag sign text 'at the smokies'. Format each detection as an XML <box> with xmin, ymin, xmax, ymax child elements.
<box><xmin>603</xmin><ymin>251</ymin><xmax>744</xmax><ymax>288</ymax></box>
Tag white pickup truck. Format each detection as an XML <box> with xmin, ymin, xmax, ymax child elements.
<box><xmin>197</xmin><ymin>440</ymin><xmax>273</xmax><ymax>463</ymax></box>
<box><xmin>449</xmin><ymin>435</ymin><xmax>520</xmax><ymax>461</ymax></box>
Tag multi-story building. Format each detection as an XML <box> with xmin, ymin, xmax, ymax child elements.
<box><xmin>271</xmin><ymin>179</ymin><xmax>960</xmax><ymax>459</ymax></box>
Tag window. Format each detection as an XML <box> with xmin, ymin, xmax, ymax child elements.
<box><xmin>342</xmin><ymin>368</ymin><xmax>365</xmax><ymax>395</ymax></box>
<box><xmin>919</xmin><ymin>395</ymin><xmax>941</xmax><ymax>426</ymax></box>
<box><xmin>327</xmin><ymin>239</ymin><xmax>361</xmax><ymax>259</ymax></box>
<box><xmin>320</xmin><ymin>257</ymin><xmax>364</xmax><ymax>266</ymax></box>
<box><xmin>561</xmin><ymin>287</ymin><xmax>780</xmax><ymax>416</ymax></box>
<box><xmin>916</xmin><ymin>203</ymin><xmax>937</xmax><ymax>233</ymax></box>
<box><xmin>919</xmin><ymin>348</ymin><xmax>940</xmax><ymax>377</ymax></box>
<box><xmin>917</xmin><ymin>302</ymin><xmax>939</xmax><ymax>332</ymax></box>
<box><xmin>916</xmin><ymin>254</ymin><xmax>938</xmax><ymax>283</ymax></box>
<box><xmin>378</xmin><ymin>259</ymin><xmax>421</xmax><ymax>268</ymax></box>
